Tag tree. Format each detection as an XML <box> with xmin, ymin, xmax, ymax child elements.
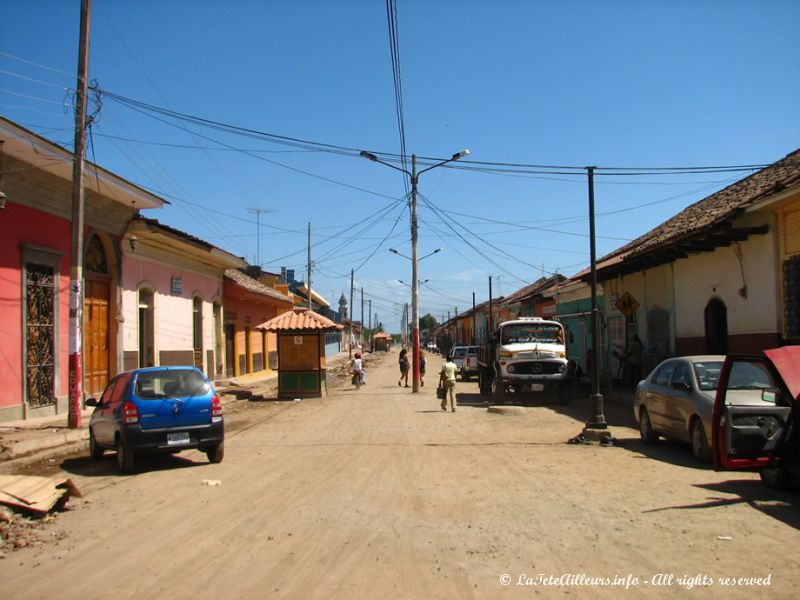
<box><xmin>419</xmin><ymin>314</ymin><xmax>438</xmax><ymax>330</ymax></box>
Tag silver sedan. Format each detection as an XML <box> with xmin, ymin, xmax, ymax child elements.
<box><xmin>633</xmin><ymin>355</ymin><xmax>770</xmax><ymax>462</ymax></box>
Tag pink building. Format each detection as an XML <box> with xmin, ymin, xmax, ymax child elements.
<box><xmin>120</xmin><ymin>217</ymin><xmax>246</xmax><ymax>379</ymax></box>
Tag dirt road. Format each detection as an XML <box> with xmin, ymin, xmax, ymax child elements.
<box><xmin>2</xmin><ymin>350</ymin><xmax>798</xmax><ymax>599</ymax></box>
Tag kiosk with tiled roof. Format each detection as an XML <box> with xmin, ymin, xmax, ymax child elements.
<box><xmin>256</xmin><ymin>308</ymin><xmax>343</xmax><ymax>398</ymax></box>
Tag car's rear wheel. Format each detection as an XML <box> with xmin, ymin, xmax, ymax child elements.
<box><xmin>690</xmin><ymin>417</ymin><xmax>711</xmax><ymax>462</ymax></box>
<box><xmin>759</xmin><ymin>466</ymin><xmax>793</xmax><ymax>491</ymax></box>
<box><xmin>116</xmin><ymin>436</ymin><xmax>136</xmax><ymax>473</ymax></box>
<box><xmin>89</xmin><ymin>428</ymin><xmax>104</xmax><ymax>460</ymax></box>
<box><xmin>639</xmin><ymin>408</ymin><xmax>658</xmax><ymax>444</ymax></box>
<box><xmin>206</xmin><ymin>442</ymin><xmax>225</xmax><ymax>464</ymax></box>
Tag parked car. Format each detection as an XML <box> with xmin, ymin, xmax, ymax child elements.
<box><xmin>461</xmin><ymin>346</ymin><xmax>480</xmax><ymax>381</ymax></box>
<box><xmin>426</xmin><ymin>341</ymin><xmax>438</xmax><ymax>353</ymax></box>
<box><xmin>451</xmin><ymin>346</ymin><xmax>467</xmax><ymax>374</ymax></box>
<box><xmin>712</xmin><ymin>347</ymin><xmax>799</xmax><ymax>490</ymax></box>
<box><xmin>86</xmin><ymin>366</ymin><xmax>225</xmax><ymax>473</ymax></box>
<box><xmin>633</xmin><ymin>355</ymin><xmax>771</xmax><ymax>462</ymax></box>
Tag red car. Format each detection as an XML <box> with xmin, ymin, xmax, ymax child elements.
<box><xmin>712</xmin><ymin>346</ymin><xmax>800</xmax><ymax>490</ymax></box>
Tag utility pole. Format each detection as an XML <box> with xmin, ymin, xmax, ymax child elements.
<box><xmin>360</xmin><ymin>287</ymin><xmax>364</xmax><ymax>348</ymax></box>
<box><xmin>68</xmin><ymin>0</ymin><xmax>92</xmax><ymax>429</ymax></box>
<box><xmin>472</xmin><ymin>292</ymin><xmax>476</xmax><ymax>344</ymax></box>
<box><xmin>307</xmin><ymin>222</ymin><xmax>312</xmax><ymax>310</ymax></box>
<box><xmin>349</xmin><ymin>269</ymin><xmax>354</xmax><ymax>358</ymax></box>
<box><xmin>585</xmin><ymin>167</ymin><xmax>607</xmax><ymax>433</ymax></box>
<box><xmin>410</xmin><ymin>154</ymin><xmax>421</xmax><ymax>392</ymax></box>
<box><xmin>368</xmin><ymin>299</ymin><xmax>372</xmax><ymax>344</ymax></box>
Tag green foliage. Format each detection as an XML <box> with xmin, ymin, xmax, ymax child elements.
<box><xmin>419</xmin><ymin>314</ymin><xmax>438</xmax><ymax>330</ymax></box>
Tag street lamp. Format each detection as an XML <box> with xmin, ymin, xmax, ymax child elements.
<box><xmin>398</xmin><ymin>279</ymin><xmax>430</xmax><ymax>287</ymax></box>
<box><xmin>390</xmin><ymin>247</ymin><xmax>442</xmax><ymax>261</ymax></box>
<box><xmin>362</xmin><ymin>149</ymin><xmax>469</xmax><ymax>392</ymax></box>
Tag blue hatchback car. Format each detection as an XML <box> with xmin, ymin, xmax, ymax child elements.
<box><xmin>86</xmin><ymin>366</ymin><xmax>225</xmax><ymax>473</ymax></box>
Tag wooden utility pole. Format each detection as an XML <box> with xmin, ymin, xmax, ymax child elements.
<box><xmin>307</xmin><ymin>222</ymin><xmax>312</xmax><ymax>310</ymax></box>
<box><xmin>68</xmin><ymin>0</ymin><xmax>92</xmax><ymax>429</ymax></box>
<box><xmin>360</xmin><ymin>287</ymin><xmax>364</xmax><ymax>348</ymax></box>
<box><xmin>349</xmin><ymin>269</ymin><xmax>354</xmax><ymax>358</ymax></box>
<box><xmin>472</xmin><ymin>292</ymin><xmax>476</xmax><ymax>344</ymax></box>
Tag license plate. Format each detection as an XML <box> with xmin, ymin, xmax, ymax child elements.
<box><xmin>531</xmin><ymin>384</ymin><xmax>544</xmax><ymax>392</ymax></box>
<box><xmin>167</xmin><ymin>432</ymin><xmax>190</xmax><ymax>445</ymax></box>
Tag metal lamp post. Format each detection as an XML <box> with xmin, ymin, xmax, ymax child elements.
<box><xmin>361</xmin><ymin>150</ymin><xmax>468</xmax><ymax>392</ymax></box>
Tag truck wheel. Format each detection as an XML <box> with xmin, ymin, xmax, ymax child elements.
<box><xmin>479</xmin><ymin>370</ymin><xmax>492</xmax><ymax>395</ymax></box>
<box><xmin>557</xmin><ymin>382</ymin><xmax>571</xmax><ymax>405</ymax></box>
<box><xmin>491</xmin><ymin>377</ymin><xmax>506</xmax><ymax>404</ymax></box>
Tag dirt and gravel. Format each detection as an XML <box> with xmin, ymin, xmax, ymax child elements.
<box><xmin>1</xmin><ymin>349</ymin><xmax>798</xmax><ymax>599</ymax></box>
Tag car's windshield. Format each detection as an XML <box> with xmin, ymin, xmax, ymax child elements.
<box><xmin>135</xmin><ymin>370</ymin><xmax>210</xmax><ymax>399</ymax></box>
<box><xmin>453</xmin><ymin>348</ymin><xmax>466</xmax><ymax>358</ymax></box>
<box><xmin>501</xmin><ymin>323</ymin><xmax>563</xmax><ymax>345</ymax></box>
<box><xmin>692</xmin><ymin>360</ymin><xmax>723</xmax><ymax>391</ymax></box>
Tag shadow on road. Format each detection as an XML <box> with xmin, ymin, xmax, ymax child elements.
<box><xmin>58</xmin><ymin>452</ymin><xmax>209</xmax><ymax>478</ymax></box>
<box><xmin>640</xmin><ymin>477</ymin><xmax>800</xmax><ymax>531</ymax></box>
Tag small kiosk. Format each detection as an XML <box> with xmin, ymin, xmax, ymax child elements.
<box><xmin>256</xmin><ymin>308</ymin><xmax>344</xmax><ymax>399</ymax></box>
<box><xmin>372</xmin><ymin>332</ymin><xmax>392</xmax><ymax>352</ymax></box>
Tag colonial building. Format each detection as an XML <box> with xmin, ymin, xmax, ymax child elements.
<box><xmin>0</xmin><ymin>117</ymin><xmax>165</xmax><ymax>421</ymax></box>
<box><xmin>120</xmin><ymin>216</ymin><xmax>246</xmax><ymax>379</ymax></box>
<box><xmin>223</xmin><ymin>268</ymin><xmax>294</xmax><ymax>379</ymax></box>
<box><xmin>586</xmin><ymin>148</ymin><xmax>800</xmax><ymax>374</ymax></box>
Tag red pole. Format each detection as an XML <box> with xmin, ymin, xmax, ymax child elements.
<box><xmin>68</xmin><ymin>0</ymin><xmax>91</xmax><ymax>429</ymax></box>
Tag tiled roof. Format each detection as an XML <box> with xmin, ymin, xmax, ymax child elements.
<box><xmin>372</xmin><ymin>332</ymin><xmax>392</xmax><ymax>339</ymax></box>
<box><xmin>256</xmin><ymin>308</ymin><xmax>344</xmax><ymax>331</ymax></box>
<box><xmin>224</xmin><ymin>269</ymin><xmax>294</xmax><ymax>304</ymax></box>
<box><xmin>604</xmin><ymin>149</ymin><xmax>800</xmax><ymax>264</ymax></box>
<box><xmin>504</xmin><ymin>274</ymin><xmax>567</xmax><ymax>305</ymax></box>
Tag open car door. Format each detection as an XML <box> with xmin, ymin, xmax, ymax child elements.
<box><xmin>712</xmin><ymin>349</ymin><xmax>797</xmax><ymax>471</ymax></box>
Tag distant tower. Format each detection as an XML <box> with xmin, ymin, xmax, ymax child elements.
<box><xmin>339</xmin><ymin>293</ymin><xmax>348</xmax><ymax>321</ymax></box>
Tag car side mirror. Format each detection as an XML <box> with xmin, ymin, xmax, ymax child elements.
<box><xmin>86</xmin><ymin>398</ymin><xmax>99</xmax><ymax>407</ymax></box>
<box><xmin>761</xmin><ymin>388</ymin><xmax>779</xmax><ymax>404</ymax></box>
<box><xmin>672</xmin><ymin>381</ymin><xmax>691</xmax><ymax>393</ymax></box>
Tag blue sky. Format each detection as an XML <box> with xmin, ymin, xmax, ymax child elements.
<box><xmin>2</xmin><ymin>0</ymin><xmax>799</xmax><ymax>332</ymax></box>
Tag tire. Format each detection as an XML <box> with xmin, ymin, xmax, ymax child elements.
<box><xmin>206</xmin><ymin>442</ymin><xmax>225</xmax><ymax>464</ymax></box>
<box><xmin>760</xmin><ymin>466</ymin><xmax>792</xmax><ymax>491</ymax></box>
<box><xmin>89</xmin><ymin>428</ymin><xmax>104</xmax><ymax>460</ymax></box>
<box><xmin>557</xmin><ymin>382</ymin><xmax>571</xmax><ymax>405</ymax></box>
<box><xmin>461</xmin><ymin>369</ymin><xmax>471</xmax><ymax>382</ymax></box>
<box><xmin>491</xmin><ymin>377</ymin><xmax>506</xmax><ymax>404</ymax></box>
<box><xmin>479</xmin><ymin>370</ymin><xmax>492</xmax><ymax>396</ymax></box>
<box><xmin>639</xmin><ymin>408</ymin><xmax>658</xmax><ymax>444</ymax></box>
<box><xmin>690</xmin><ymin>418</ymin><xmax>711</xmax><ymax>462</ymax></box>
<box><xmin>116</xmin><ymin>435</ymin><xmax>136</xmax><ymax>474</ymax></box>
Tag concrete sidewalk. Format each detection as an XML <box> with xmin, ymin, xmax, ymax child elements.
<box><xmin>0</xmin><ymin>348</ymin><xmax>361</xmax><ymax>470</ymax></box>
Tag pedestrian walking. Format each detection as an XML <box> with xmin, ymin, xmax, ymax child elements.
<box><xmin>438</xmin><ymin>354</ymin><xmax>458</xmax><ymax>412</ymax></box>
<box><xmin>627</xmin><ymin>335</ymin><xmax>644</xmax><ymax>389</ymax></box>
<box><xmin>398</xmin><ymin>347</ymin><xmax>410</xmax><ymax>387</ymax></box>
<box><xmin>419</xmin><ymin>350</ymin><xmax>427</xmax><ymax>387</ymax></box>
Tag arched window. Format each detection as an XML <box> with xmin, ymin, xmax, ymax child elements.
<box><xmin>704</xmin><ymin>298</ymin><xmax>728</xmax><ymax>354</ymax></box>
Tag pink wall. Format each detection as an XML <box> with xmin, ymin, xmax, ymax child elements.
<box><xmin>121</xmin><ymin>255</ymin><xmax>223</xmax><ymax>353</ymax></box>
<box><xmin>0</xmin><ymin>203</ymin><xmax>72</xmax><ymax>414</ymax></box>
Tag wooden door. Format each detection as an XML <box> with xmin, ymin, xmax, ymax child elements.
<box><xmin>84</xmin><ymin>278</ymin><xmax>110</xmax><ymax>397</ymax></box>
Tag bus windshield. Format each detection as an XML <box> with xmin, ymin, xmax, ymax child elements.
<box><xmin>501</xmin><ymin>323</ymin><xmax>563</xmax><ymax>345</ymax></box>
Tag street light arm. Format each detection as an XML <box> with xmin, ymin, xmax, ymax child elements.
<box><xmin>359</xmin><ymin>151</ymin><xmax>410</xmax><ymax>176</ymax></box>
<box><xmin>416</xmin><ymin>149</ymin><xmax>470</xmax><ymax>177</ymax></box>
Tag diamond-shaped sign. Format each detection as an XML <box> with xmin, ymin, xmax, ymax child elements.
<box><xmin>615</xmin><ymin>291</ymin><xmax>640</xmax><ymax>317</ymax></box>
